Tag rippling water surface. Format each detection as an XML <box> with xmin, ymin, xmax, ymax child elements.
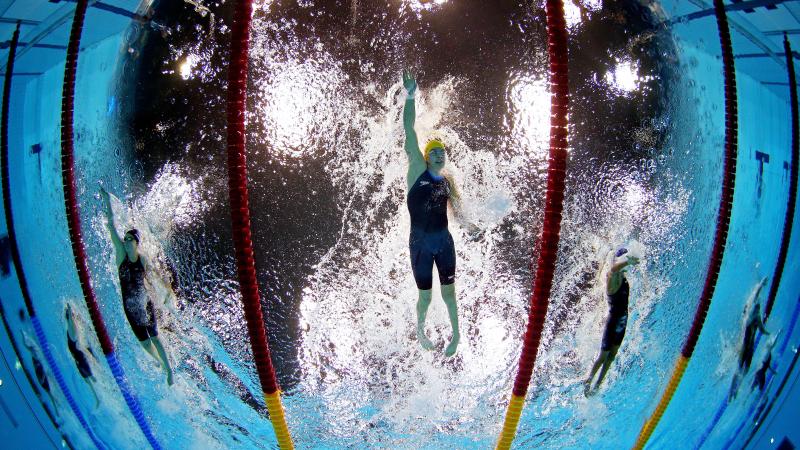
<box><xmin>11</xmin><ymin>0</ymin><xmax>796</xmax><ymax>448</ymax></box>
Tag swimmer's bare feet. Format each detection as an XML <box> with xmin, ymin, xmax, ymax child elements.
<box><xmin>445</xmin><ymin>333</ymin><xmax>459</xmax><ymax>357</ymax></box>
<box><xmin>417</xmin><ymin>327</ymin><xmax>434</xmax><ymax>350</ymax></box>
<box><xmin>583</xmin><ymin>380</ymin><xmax>594</xmax><ymax>397</ymax></box>
<box><xmin>166</xmin><ymin>370</ymin><xmax>174</xmax><ymax>386</ymax></box>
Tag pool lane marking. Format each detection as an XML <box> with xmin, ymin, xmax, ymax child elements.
<box><xmin>224</xmin><ymin>1</ymin><xmax>293</xmax><ymax>448</ymax></box>
<box><xmin>694</xmin><ymin>35</ymin><xmax>800</xmax><ymax>449</ymax></box>
<box><xmin>1</xmin><ymin>20</ymin><xmax>105</xmax><ymax>450</ymax></box>
<box><xmin>496</xmin><ymin>1</ymin><xmax>570</xmax><ymax>448</ymax></box>
<box><xmin>59</xmin><ymin>1</ymin><xmax>161</xmax><ymax>448</ymax></box>
<box><xmin>633</xmin><ymin>1</ymin><xmax>739</xmax><ymax>448</ymax></box>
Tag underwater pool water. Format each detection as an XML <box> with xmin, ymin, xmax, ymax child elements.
<box><xmin>1</xmin><ymin>0</ymin><xmax>799</xmax><ymax>449</ymax></box>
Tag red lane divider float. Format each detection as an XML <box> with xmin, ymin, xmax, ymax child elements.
<box><xmin>225</xmin><ymin>1</ymin><xmax>293</xmax><ymax>448</ymax></box>
<box><xmin>496</xmin><ymin>1</ymin><xmax>570</xmax><ymax>448</ymax></box>
<box><xmin>59</xmin><ymin>1</ymin><xmax>161</xmax><ymax>448</ymax></box>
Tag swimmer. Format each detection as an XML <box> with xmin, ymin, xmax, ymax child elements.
<box><xmin>100</xmin><ymin>187</ymin><xmax>174</xmax><ymax>385</ymax></box>
<box><xmin>752</xmin><ymin>350</ymin><xmax>775</xmax><ymax>392</ymax></box>
<box><xmin>402</xmin><ymin>70</ymin><xmax>480</xmax><ymax>357</ymax></box>
<box><xmin>729</xmin><ymin>278</ymin><xmax>770</xmax><ymax>400</ymax></box>
<box><xmin>22</xmin><ymin>331</ymin><xmax>61</xmax><ymax>422</ymax></box>
<box><xmin>584</xmin><ymin>247</ymin><xmax>639</xmax><ymax>396</ymax></box>
<box><xmin>65</xmin><ymin>303</ymin><xmax>100</xmax><ymax>407</ymax></box>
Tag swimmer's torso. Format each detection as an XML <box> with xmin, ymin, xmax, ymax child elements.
<box><xmin>119</xmin><ymin>256</ymin><xmax>145</xmax><ymax>300</ymax></box>
<box><xmin>407</xmin><ymin>170</ymin><xmax>450</xmax><ymax>232</ymax></box>
<box><xmin>607</xmin><ymin>276</ymin><xmax>629</xmax><ymax>325</ymax></box>
<box><xmin>119</xmin><ymin>256</ymin><xmax>150</xmax><ymax>322</ymax></box>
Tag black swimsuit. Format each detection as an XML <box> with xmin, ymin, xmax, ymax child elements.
<box><xmin>33</xmin><ymin>357</ymin><xmax>50</xmax><ymax>392</ymax></box>
<box><xmin>119</xmin><ymin>255</ymin><xmax>157</xmax><ymax>341</ymax></box>
<box><xmin>601</xmin><ymin>276</ymin><xmax>629</xmax><ymax>351</ymax></box>
<box><xmin>740</xmin><ymin>316</ymin><xmax>760</xmax><ymax>370</ymax></box>
<box><xmin>407</xmin><ymin>170</ymin><xmax>456</xmax><ymax>290</ymax></box>
<box><xmin>68</xmin><ymin>335</ymin><xmax>93</xmax><ymax>378</ymax></box>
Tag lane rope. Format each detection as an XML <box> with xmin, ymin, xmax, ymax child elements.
<box><xmin>225</xmin><ymin>1</ymin><xmax>293</xmax><ymax>448</ymax></box>
<box><xmin>59</xmin><ymin>1</ymin><xmax>161</xmax><ymax>448</ymax></box>
<box><xmin>764</xmin><ymin>34</ymin><xmax>799</xmax><ymax>322</ymax></box>
<box><xmin>496</xmin><ymin>1</ymin><xmax>570</xmax><ymax>448</ymax></box>
<box><xmin>632</xmin><ymin>1</ymin><xmax>739</xmax><ymax>447</ymax></box>
<box><xmin>693</xmin><ymin>32</ymin><xmax>800</xmax><ymax>450</ymax></box>
<box><xmin>1</xmin><ymin>20</ymin><xmax>105</xmax><ymax>450</ymax></box>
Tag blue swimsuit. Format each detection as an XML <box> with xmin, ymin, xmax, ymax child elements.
<box><xmin>407</xmin><ymin>170</ymin><xmax>456</xmax><ymax>290</ymax></box>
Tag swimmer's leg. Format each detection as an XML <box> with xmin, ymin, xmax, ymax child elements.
<box><xmin>45</xmin><ymin>390</ymin><xmax>61</xmax><ymax>422</ymax></box>
<box><xmin>441</xmin><ymin>283</ymin><xmax>460</xmax><ymax>357</ymax></box>
<box><xmin>150</xmin><ymin>336</ymin><xmax>173</xmax><ymax>386</ymax></box>
<box><xmin>140</xmin><ymin>338</ymin><xmax>161</xmax><ymax>362</ymax></box>
<box><xmin>86</xmin><ymin>376</ymin><xmax>100</xmax><ymax>408</ymax></box>
<box><xmin>416</xmin><ymin>289</ymin><xmax>434</xmax><ymax>350</ymax></box>
<box><xmin>729</xmin><ymin>372</ymin><xmax>741</xmax><ymax>401</ymax></box>
<box><xmin>585</xmin><ymin>351</ymin><xmax>608</xmax><ymax>396</ymax></box>
<box><xmin>594</xmin><ymin>346</ymin><xmax>619</xmax><ymax>390</ymax></box>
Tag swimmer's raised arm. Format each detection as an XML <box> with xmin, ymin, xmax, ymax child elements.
<box><xmin>99</xmin><ymin>187</ymin><xmax>125</xmax><ymax>264</ymax></box>
<box><xmin>606</xmin><ymin>255</ymin><xmax>638</xmax><ymax>294</ymax></box>
<box><xmin>402</xmin><ymin>70</ymin><xmax>426</xmax><ymax>185</ymax></box>
<box><xmin>609</xmin><ymin>255</ymin><xmax>639</xmax><ymax>274</ymax></box>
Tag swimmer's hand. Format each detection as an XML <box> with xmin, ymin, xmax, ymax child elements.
<box><xmin>626</xmin><ymin>255</ymin><xmax>640</xmax><ymax>266</ymax></box>
<box><xmin>466</xmin><ymin>223</ymin><xmax>484</xmax><ymax>242</ymax></box>
<box><xmin>402</xmin><ymin>69</ymin><xmax>417</xmax><ymax>98</ymax></box>
<box><xmin>99</xmin><ymin>187</ymin><xmax>112</xmax><ymax>211</ymax></box>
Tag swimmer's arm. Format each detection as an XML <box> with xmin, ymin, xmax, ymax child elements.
<box><xmin>447</xmin><ymin>177</ymin><xmax>479</xmax><ymax>233</ymax></box>
<box><xmin>22</xmin><ymin>333</ymin><xmax>35</xmax><ymax>351</ymax></box>
<box><xmin>99</xmin><ymin>188</ymin><xmax>125</xmax><ymax>263</ymax></box>
<box><xmin>606</xmin><ymin>258</ymin><xmax>633</xmax><ymax>294</ymax></box>
<box><xmin>758</xmin><ymin>318</ymin><xmax>770</xmax><ymax>335</ymax></box>
<box><xmin>402</xmin><ymin>71</ymin><xmax>426</xmax><ymax>171</ymax></box>
<box><xmin>143</xmin><ymin>257</ymin><xmax>178</xmax><ymax>309</ymax></box>
<box><xmin>609</xmin><ymin>255</ymin><xmax>639</xmax><ymax>274</ymax></box>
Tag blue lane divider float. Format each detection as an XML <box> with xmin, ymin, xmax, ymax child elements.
<box><xmin>31</xmin><ymin>315</ymin><xmax>106</xmax><ymax>449</ymax></box>
<box><xmin>105</xmin><ymin>352</ymin><xmax>162</xmax><ymax>450</ymax></box>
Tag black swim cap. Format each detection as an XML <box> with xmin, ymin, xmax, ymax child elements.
<box><xmin>125</xmin><ymin>229</ymin><xmax>140</xmax><ymax>244</ymax></box>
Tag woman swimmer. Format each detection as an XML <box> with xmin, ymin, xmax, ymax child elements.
<box><xmin>584</xmin><ymin>247</ymin><xmax>639</xmax><ymax>396</ymax></box>
<box><xmin>402</xmin><ymin>70</ymin><xmax>480</xmax><ymax>357</ymax></box>
<box><xmin>65</xmin><ymin>302</ymin><xmax>101</xmax><ymax>407</ymax></box>
<box><xmin>100</xmin><ymin>187</ymin><xmax>174</xmax><ymax>385</ymax></box>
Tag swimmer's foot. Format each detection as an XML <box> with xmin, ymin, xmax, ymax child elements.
<box><xmin>445</xmin><ymin>334</ymin><xmax>460</xmax><ymax>357</ymax></box>
<box><xmin>583</xmin><ymin>380</ymin><xmax>592</xmax><ymax>397</ymax></box>
<box><xmin>166</xmin><ymin>370</ymin><xmax>174</xmax><ymax>386</ymax></box>
<box><xmin>417</xmin><ymin>328</ymin><xmax>434</xmax><ymax>351</ymax></box>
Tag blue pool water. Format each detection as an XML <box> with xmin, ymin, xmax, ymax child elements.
<box><xmin>1</xmin><ymin>1</ymin><xmax>799</xmax><ymax>449</ymax></box>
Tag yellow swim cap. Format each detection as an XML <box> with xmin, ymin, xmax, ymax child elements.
<box><xmin>424</xmin><ymin>139</ymin><xmax>445</xmax><ymax>161</ymax></box>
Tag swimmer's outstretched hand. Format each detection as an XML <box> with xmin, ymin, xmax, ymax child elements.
<box><xmin>466</xmin><ymin>223</ymin><xmax>484</xmax><ymax>242</ymax></box>
<box><xmin>626</xmin><ymin>255</ymin><xmax>640</xmax><ymax>266</ymax></box>
<box><xmin>402</xmin><ymin>69</ymin><xmax>417</xmax><ymax>98</ymax></box>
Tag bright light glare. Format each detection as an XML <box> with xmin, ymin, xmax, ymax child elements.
<box><xmin>404</xmin><ymin>0</ymin><xmax>449</xmax><ymax>12</ymax></box>
<box><xmin>508</xmin><ymin>76</ymin><xmax>551</xmax><ymax>157</ymax></box>
<box><xmin>605</xmin><ymin>59</ymin><xmax>652</xmax><ymax>94</ymax></box>
<box><xmin>254</xmin><ymin>59</ymin><xmax>336</xmax><ymax>157</ymax></box>
<box><xmin>179</xmin><ymin>54</ymin><xmax>197</xmax><ymax>80</ymax></box>
<box><xmin>564</xmin><ymin>1</ymin><xmax>581</xmax><ymax>26</ymax></box>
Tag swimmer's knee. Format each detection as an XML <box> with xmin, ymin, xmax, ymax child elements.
<box><xmin>417</xmin><ymin>289</ymin><xmax>432</xmax><ymax>302</ymax></box>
